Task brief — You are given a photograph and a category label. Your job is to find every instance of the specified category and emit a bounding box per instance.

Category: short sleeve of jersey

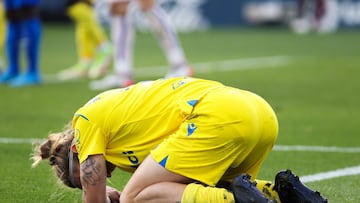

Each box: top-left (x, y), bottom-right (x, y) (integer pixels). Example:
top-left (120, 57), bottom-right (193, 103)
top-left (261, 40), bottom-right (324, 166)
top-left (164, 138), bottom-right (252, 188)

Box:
top-left (73, 114), bottom-right (106, 164)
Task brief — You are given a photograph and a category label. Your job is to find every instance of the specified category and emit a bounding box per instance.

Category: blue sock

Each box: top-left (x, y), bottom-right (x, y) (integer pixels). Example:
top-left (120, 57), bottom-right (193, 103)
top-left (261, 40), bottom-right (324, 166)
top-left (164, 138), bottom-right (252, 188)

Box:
top-left (5, 21), bottom-right (21, 75)
top-left (22, 17), bottom-right (42, 75)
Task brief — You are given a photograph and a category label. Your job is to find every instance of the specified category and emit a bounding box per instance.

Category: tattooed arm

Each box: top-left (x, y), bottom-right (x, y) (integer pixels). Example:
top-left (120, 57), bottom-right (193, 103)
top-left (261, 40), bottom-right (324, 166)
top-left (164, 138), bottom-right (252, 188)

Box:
top-left (80, 154), bottom-right (108, 203)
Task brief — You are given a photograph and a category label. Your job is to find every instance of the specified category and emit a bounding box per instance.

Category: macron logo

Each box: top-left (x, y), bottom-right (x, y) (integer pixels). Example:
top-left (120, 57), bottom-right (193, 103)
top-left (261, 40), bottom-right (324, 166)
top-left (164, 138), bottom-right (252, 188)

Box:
top-left (187, 123), bottom-right (197, 136)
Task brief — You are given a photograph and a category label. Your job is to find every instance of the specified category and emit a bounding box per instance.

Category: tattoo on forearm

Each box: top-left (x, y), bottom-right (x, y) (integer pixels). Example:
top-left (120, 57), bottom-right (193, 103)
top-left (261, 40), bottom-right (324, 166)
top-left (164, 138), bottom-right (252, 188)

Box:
top-left (81, 157), bottom-right (101, 186)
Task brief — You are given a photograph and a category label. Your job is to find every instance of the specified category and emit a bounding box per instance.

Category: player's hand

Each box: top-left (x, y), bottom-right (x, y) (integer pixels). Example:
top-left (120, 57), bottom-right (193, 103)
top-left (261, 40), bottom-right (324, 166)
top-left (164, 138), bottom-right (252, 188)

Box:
top-left (106, 186), bottom-right (121, 203)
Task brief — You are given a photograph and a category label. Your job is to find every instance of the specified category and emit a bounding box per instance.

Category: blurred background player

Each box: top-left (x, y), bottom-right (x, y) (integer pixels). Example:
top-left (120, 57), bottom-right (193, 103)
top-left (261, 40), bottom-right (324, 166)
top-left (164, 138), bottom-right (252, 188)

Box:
top-left (0, 1), bottom-right (6, 73)
top-left (58, 0), bottom-right (113, 81)
top-left (0, 0), bottom-right (42, 87)
top-left (89, 0), bottom-right (193, 90)
top-left (290, 0), bottom-right (338, 34)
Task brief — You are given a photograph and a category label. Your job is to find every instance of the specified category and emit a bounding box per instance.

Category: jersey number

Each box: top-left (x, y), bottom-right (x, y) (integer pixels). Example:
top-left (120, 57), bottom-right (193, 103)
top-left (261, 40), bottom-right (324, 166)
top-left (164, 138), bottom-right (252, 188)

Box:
top-left (122, 151), bottom-right (139, 165)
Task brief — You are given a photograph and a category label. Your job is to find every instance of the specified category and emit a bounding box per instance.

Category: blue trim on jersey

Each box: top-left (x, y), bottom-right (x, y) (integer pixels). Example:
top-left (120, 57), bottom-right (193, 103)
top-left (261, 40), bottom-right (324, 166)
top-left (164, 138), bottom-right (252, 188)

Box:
top-left (159, 155), bottom-right (169, 167)
top-left (187, 123), bottom-right (197, 136)
top-left (76, 114), bottom-right (89, 121)
top-left (187, 100), bottom-right (198, 107)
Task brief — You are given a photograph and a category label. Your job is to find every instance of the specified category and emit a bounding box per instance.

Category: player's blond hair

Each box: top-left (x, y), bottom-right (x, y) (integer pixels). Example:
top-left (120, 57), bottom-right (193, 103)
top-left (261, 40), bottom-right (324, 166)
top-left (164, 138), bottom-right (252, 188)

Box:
top-left (31, 125), bottom-right (76, 188)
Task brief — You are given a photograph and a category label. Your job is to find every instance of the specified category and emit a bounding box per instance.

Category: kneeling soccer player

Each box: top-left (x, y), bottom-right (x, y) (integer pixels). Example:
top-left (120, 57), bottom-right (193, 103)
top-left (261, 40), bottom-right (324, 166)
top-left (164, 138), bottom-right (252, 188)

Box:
top-left (32, 77), bottom-right (327, 203)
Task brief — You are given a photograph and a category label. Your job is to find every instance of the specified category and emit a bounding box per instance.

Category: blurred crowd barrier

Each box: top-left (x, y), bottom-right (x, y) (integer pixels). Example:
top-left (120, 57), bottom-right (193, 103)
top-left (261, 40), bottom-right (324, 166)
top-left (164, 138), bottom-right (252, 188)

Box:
top-left (40, 0), bottom-right (360, 32)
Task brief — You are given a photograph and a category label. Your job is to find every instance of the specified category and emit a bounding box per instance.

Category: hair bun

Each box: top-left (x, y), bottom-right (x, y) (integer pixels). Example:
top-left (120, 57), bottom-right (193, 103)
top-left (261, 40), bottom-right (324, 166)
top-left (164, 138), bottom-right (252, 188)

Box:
top-left (39, 140), bottom-right (53, 159)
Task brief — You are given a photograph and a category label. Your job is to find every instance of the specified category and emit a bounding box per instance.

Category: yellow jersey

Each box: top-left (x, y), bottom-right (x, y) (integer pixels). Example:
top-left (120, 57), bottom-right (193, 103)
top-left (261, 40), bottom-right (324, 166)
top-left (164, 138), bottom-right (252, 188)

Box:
top-left (72, 77), bottom-right (278, 186)
top-left (72, 77), bottom-right (224, 172)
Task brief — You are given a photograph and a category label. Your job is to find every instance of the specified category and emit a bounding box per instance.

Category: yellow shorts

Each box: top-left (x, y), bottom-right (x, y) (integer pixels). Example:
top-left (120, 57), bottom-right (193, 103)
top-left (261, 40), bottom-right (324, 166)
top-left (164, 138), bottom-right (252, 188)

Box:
top-left (151, 87), bottom-right (279, 186)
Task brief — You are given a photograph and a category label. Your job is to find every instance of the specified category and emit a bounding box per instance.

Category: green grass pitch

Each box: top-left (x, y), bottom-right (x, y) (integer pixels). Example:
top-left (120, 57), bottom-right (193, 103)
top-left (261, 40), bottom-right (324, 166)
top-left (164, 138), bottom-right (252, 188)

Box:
top-left (0, 23), bottom-right (359, 202)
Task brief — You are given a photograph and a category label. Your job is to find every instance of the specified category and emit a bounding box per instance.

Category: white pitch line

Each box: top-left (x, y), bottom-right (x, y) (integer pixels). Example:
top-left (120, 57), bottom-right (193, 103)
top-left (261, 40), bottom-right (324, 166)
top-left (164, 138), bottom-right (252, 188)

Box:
top-left (43, 55), bottom-right (291, 83)
top-left (300, 165), bottom-right (360, 183)
top-left (273, 145), bottom-right (360, 153)
top-left (134, 55), bottom-right (291, 77)
top-left (1, 138), bottom-right (360, 153)
top-left (0, 137), bottom-right (44, 144)
top-left (2, 137), bottom-right (358, 183)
